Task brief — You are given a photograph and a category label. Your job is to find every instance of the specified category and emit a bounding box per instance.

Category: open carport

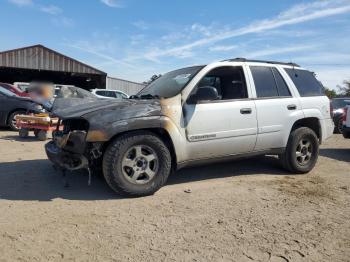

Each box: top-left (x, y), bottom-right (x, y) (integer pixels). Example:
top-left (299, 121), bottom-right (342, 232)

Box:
top-left (0, 45), bottom-right (107, 90)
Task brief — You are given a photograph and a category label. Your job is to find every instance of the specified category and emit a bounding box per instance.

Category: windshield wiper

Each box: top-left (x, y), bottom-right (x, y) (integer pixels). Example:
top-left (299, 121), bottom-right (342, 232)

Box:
top-left (129, 94), bottom-right (160, 100)
top-left (140, 94), bottom-right (160, 99)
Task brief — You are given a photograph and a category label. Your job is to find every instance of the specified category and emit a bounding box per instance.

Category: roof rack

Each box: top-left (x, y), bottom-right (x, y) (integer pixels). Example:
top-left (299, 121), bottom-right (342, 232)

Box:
top-left (222, 58), bottom-right (300, 67)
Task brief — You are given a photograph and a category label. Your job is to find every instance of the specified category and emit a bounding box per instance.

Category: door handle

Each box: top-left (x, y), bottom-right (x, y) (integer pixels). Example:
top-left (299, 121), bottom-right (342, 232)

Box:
top-left (287, 104), bottom-right (297, 110)
top-left (240, 108), bottom-right (252, 114)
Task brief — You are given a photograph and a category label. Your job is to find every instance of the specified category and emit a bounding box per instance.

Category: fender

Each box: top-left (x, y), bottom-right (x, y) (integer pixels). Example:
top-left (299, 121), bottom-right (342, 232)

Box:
top-left (86, 115), bottom-right (162, 142)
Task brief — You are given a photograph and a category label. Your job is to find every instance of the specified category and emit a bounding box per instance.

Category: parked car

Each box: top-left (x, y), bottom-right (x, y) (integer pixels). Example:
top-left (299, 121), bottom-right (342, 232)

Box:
top-left (0, 83), bottom-right (31, 97)
top-left (0, 86), bottom-right (47, 131)
top-left (342, 104), bottom-right (350, 139)
top-left (331, 97), bottom-right (350, 133)
top-left (91, 89), bottom-right (129, 99)
top-left (13, 82), bottom-right (30, 92)
top-left (45, 58), bottom-right (334, 196)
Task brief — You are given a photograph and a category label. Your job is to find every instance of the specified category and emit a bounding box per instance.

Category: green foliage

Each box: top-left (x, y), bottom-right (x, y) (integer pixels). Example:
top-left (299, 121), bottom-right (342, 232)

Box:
top-left (324, 87), bottom-right (337, 98)
top-left (338, 80), bottom-right (350, 97)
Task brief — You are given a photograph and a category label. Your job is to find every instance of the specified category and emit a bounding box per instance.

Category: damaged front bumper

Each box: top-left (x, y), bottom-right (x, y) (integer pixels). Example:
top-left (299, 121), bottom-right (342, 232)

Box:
top-left (45, 140), bottom-right (89, 171)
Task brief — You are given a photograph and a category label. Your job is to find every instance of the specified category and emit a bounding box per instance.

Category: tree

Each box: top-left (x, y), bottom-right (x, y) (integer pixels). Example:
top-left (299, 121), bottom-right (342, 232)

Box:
top-left (323, 87), bottom-right (337, 99)
top-left (338, 80), bottom-right (350, 97)
top-left (143, 74), bottom-right (162, 85)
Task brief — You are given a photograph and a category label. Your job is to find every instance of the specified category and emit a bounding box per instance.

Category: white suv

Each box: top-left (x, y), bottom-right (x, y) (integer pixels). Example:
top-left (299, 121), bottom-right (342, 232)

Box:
top-left (91, 89), bottom-right (128, 99)
top-left (46, 58), bottom-right (334, 196)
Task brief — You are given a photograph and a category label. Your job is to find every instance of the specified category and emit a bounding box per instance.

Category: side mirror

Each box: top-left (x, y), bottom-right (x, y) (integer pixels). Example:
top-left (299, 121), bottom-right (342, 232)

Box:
top-left (188, 86), bottom-right (218, 104)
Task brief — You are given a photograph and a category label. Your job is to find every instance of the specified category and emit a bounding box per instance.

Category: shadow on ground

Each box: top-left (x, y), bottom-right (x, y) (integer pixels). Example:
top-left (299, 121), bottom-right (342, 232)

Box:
top-left (0, 156), bottom-right (287, 201)
top-left (320, 148), bottom-right (350, 163)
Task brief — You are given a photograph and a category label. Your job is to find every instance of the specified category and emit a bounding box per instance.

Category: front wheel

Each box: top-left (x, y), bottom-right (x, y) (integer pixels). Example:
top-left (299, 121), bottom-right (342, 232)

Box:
top-left (8, 110), bottom-right (26, 131)
top-left (102, 131), bottom-right (172, 196)
top-left (279, 127), bottom-right (319, 174)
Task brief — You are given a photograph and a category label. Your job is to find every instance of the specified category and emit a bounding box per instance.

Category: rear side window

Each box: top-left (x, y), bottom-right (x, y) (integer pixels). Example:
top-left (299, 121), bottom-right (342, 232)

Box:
top-left (271, 68), bottom-right (291, 96)
top-left (285, 69), bottom-right (324, 97)
top-left (250, 66), bottom-right (291, 98)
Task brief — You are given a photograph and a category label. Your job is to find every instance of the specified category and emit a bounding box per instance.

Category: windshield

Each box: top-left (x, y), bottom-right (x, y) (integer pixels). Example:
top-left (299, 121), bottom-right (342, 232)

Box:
top-left (138, 66), bottom-right (204, 98)
top-left (0, 86), bottom-right (17, 97)
top-left (332, 98), bottom-right (350, 109)
top-left (55, 86), bottom-right (96, 99)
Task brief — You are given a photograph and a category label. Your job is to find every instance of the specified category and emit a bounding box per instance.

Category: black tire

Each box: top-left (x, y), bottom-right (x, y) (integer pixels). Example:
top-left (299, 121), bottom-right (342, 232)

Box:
top-left (8, 110), bottom-right (26, 131)
top-left (335, 118), bottom-right (344, 134)
top-left (343, 131), bottom-right (350, 139)
top-left (279, 127), bottom-right (319, 174)
top-left (19, 128), bottom-right (29, 138)
top-left (34, 129), bottom-right (40, 137)
top-left (37, 130), bottom-right (48, 141)
top-left (102, 131), bottom-right (172, 197)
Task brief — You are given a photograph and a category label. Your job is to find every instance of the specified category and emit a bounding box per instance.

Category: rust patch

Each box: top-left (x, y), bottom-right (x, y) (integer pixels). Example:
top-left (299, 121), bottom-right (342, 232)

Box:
top-left (86, 130), bottom-right (109, 142)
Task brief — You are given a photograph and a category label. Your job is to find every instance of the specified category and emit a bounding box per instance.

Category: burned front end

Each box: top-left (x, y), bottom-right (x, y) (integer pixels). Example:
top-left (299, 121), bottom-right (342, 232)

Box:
top-left (45, 118), bottom-right (102, 173)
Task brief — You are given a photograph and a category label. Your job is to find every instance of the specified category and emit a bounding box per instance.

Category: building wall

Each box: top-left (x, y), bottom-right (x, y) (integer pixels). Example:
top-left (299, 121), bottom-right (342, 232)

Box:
top-left (106, 77), bottom-right (145, 95)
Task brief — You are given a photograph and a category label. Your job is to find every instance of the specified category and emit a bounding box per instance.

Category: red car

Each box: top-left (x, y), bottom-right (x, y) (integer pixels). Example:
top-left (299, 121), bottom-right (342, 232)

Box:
top-left (0, 83), bottom-right (31, 97)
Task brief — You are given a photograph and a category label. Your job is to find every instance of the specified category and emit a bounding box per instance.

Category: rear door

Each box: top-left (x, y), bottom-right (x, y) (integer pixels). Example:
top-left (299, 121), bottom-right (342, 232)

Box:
top-left (248, 65), bottom-right (303, 150)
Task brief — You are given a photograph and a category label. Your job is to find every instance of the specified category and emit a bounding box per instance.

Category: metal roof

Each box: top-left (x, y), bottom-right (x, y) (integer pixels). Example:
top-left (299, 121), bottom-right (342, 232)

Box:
top-left (222, 58), bottom-right (300, 67)
top-left (0, 45), bottom-right (106, 75)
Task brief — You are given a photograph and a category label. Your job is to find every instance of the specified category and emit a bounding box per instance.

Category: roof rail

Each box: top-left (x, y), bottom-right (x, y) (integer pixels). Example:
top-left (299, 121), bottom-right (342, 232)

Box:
top-left (222, 58), bottom-right (300, 67)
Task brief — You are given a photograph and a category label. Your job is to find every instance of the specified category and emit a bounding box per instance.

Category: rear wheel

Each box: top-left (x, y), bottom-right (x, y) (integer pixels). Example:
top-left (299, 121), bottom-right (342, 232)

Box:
top-left (279, 127), bottom-right (319, 174)
top-left (103, 131), bottom-right (172, 196)
top-left (36, 130), bottom-right (48, 141)
top-left (336, 118), bottom-right (344, 134)
top-left (8, 110), bottom-right (26, 131)
top-left (19, 128), bottom-right (29, 138)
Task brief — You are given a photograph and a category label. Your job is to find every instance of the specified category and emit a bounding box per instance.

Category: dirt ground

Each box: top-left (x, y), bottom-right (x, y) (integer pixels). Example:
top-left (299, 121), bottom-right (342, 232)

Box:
top-left (0, 129), bottom-right (349, 262)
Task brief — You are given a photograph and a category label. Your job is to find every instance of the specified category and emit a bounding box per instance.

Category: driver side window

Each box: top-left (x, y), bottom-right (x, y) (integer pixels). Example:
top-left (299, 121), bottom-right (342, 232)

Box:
top-left (195, 66), bottom-right (248, 101)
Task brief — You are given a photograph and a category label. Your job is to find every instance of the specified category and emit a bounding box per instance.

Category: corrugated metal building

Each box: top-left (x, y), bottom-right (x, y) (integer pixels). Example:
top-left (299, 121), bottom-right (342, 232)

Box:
top-left (0, 45), bottom-right (107, 90)
top-left (107, 76), bottom-right (145, 95)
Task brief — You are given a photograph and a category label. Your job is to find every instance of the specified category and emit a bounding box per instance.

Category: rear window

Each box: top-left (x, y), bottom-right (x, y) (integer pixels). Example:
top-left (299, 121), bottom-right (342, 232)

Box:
top-left (285, 69), bottom-right (324, 97)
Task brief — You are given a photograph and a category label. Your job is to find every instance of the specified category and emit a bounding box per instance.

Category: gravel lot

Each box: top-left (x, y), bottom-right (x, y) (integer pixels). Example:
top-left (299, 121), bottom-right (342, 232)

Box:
top-left (0, 129), bottom-right (349, 262)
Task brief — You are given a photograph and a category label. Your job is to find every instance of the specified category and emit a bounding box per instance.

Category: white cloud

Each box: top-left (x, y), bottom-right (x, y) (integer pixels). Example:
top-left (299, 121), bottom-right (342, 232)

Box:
top-left (65, 41), bottom-right (136, 69)
top-left (142, 0), bottom-right (350, 60)
top-left (51, 17), bottom-right (74, 28)
top-left (315, 68), bottom-right (350, 90)
top-left (7, 0), bottom-right (32, 7)
top-left (100, 0), bottom-right (123, 8)
top-left (245, 45), bottom-right (316, 59)
top-left (209, 45), bottom-right (238, 52)
top-left (132, 21), bottom-right (149, 30)
top-left (191, 23), bottom-right (213, 37)
top-left (40, 5), bottom-right (62, 15)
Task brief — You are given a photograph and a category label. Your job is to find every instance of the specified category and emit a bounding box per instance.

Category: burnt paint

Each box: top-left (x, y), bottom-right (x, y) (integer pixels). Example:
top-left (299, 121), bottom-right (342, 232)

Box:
top-left (53, 98), bottom-right (164, 142)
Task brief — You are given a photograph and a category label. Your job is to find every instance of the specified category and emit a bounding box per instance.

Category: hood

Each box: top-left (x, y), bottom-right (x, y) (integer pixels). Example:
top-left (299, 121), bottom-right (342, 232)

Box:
top-left (52, 98), bottom-right (161, 120)
top-left (13, 95), bottom-right (51, 109)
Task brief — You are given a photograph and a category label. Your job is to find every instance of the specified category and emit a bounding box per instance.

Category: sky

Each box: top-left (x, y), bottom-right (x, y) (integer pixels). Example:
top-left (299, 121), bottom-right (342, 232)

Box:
top-left (1, 0), bottom-right (350, 90)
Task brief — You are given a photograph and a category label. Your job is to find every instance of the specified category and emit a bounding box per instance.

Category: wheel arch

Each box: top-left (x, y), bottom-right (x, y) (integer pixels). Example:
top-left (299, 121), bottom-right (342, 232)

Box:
top-left (6, 108), bottom-right (27, 125)
top-left (290, 117), bottom-right (322, 143)
top-left (101, 127), bottom-right (178, 170)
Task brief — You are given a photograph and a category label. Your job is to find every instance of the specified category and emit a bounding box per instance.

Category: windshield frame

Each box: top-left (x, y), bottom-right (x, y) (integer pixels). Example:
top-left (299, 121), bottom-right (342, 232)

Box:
top-left (137, 65), bottom-right (205, 99)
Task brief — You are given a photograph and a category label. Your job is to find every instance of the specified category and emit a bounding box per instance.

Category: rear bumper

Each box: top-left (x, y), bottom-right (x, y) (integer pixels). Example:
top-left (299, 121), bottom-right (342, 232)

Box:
top-left (321, 118), bottom-right (334, 142)
top-left (45, 141), bottom-right (88, 170)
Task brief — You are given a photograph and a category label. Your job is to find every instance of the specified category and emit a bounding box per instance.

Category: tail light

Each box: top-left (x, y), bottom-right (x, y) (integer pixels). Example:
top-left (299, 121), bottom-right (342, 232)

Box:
top-left (330, 101), bottom-right (333, 118)
top-left (342, 107), bottom-right (348, 123)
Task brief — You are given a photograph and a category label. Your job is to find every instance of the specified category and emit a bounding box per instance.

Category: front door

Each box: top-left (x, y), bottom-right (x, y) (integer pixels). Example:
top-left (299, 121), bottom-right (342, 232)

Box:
top-left (183, 66), bottom-right (258, 160)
